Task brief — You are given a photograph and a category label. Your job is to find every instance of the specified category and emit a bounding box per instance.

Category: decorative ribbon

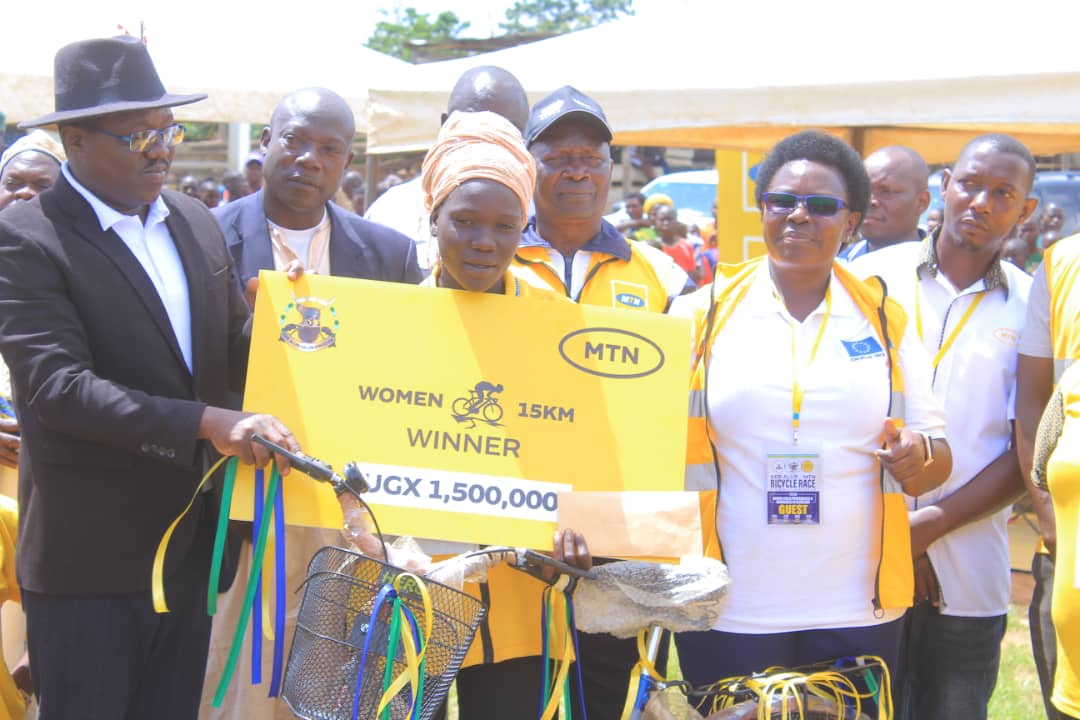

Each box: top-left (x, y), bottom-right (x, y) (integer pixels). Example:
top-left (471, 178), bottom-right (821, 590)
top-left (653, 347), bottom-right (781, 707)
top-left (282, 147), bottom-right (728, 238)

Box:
top-left (211, 463), bottom-right (282, 707)
top-left (376, 574), bottom-right (433, 719)
top-left (619, 629), bottom-right (664, 720)
top-left (349, 573), bottom-right (433, 720)
top-left (352, 584), bottom-right (398, 720)
top-left (269, 477), bottom-right (287, 696)
top-left (703, 654), bottom-right (893, 719)
top-left (207, 458), bottom-right (238, 616)
top-left (539, 585), bottom-right (576, 720)
top-left (252, 468), bottom-right (264, 685)
top-left (152, 454), bottom-right (228, 613)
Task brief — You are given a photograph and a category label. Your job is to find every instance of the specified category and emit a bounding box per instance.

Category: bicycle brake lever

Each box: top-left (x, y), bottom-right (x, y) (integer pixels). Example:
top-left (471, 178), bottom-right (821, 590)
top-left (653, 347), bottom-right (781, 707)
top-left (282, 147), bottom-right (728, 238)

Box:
top-left (251, 434), bottom-right (363, 495)
top-left (341, 462), bottom-right (371, 495)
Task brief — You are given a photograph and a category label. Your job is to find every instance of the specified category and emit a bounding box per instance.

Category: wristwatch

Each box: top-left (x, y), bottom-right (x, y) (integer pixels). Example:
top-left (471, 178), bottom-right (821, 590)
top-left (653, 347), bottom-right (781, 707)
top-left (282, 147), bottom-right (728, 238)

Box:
top-left (919, 432), bottom-right (935, 467)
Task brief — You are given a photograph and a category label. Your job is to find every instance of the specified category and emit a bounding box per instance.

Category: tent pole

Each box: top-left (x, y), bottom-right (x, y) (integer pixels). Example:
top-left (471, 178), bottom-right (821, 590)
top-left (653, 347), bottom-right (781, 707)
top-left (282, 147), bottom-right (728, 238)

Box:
top-left (227, 123), bottom-right (251, 172)
top-left (365, 155), bottom-right (378, 215)
top-left (850, 128), bottom-right (867, 157)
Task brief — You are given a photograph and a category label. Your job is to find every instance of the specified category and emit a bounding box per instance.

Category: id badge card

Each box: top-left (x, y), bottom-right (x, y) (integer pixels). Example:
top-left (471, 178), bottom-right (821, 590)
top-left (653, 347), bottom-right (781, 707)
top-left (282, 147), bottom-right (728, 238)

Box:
top-left (766, 448), bottom-right (821, 525)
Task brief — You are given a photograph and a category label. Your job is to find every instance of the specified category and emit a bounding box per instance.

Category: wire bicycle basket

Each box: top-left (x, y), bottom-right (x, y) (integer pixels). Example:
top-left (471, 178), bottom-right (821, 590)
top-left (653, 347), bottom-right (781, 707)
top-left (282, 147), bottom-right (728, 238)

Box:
top-left (282, 546), bottom-right (488, 720)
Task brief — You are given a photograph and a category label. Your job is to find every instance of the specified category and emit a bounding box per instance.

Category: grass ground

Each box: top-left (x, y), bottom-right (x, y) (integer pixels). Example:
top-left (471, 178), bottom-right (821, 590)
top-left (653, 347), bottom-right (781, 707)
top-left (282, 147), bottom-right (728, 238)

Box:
top-left (990, 573), bottom-right (1046, 720)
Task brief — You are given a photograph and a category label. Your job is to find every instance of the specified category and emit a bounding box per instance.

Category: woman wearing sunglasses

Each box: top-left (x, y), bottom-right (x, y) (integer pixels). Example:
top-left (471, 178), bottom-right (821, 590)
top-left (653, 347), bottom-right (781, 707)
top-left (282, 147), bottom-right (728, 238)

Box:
top-left (672, 130), bottom-right (952, 696)
top-left (416, 110), bottom-right (593, 720)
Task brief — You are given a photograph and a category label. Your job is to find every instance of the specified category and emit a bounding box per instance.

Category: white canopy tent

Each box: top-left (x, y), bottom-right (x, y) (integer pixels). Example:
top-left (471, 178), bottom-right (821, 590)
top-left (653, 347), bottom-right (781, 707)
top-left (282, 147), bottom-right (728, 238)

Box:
top-left (365, 0), bottom-right (1080, 163)
top-left (0, 5), bottom-right (412, 127)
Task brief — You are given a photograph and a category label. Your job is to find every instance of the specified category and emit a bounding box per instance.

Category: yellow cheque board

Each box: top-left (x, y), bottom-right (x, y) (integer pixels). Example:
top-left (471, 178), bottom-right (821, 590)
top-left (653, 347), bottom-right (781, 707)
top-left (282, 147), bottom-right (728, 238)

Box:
top-left (232, 271), bottom-right (690, 549)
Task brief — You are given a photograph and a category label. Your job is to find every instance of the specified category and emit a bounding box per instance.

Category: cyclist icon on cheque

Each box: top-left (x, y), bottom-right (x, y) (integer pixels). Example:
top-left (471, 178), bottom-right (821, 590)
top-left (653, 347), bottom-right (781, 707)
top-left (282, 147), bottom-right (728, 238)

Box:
top-left (451, 381), bottom-right (504, 428)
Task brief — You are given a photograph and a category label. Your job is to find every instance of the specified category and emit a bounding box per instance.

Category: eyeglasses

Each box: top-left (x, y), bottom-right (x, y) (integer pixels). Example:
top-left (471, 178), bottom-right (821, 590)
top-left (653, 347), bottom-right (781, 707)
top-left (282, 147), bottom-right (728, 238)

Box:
top-left (540, 153), bottom-right (610, 170)
top-left (84, 123), bottom-right (185, 153)
top-left (761, 192), bottom-right (847, 217)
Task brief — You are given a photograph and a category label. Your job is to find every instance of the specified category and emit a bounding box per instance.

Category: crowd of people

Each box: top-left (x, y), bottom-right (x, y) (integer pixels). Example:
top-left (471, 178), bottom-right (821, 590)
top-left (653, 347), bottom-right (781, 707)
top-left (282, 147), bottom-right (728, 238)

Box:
top-left (1, 32), bottom-right (1079, 720)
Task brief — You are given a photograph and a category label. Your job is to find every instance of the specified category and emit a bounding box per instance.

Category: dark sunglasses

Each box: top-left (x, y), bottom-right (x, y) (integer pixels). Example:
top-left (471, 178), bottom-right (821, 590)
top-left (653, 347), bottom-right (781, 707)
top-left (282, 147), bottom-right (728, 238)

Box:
top-left (761, 192), bottom-right (847, 217)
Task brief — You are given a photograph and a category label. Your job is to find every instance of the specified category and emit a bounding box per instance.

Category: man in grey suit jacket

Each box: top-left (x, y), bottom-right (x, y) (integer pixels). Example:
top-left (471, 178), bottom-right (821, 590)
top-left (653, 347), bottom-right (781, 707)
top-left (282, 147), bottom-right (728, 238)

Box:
top-left (201, 88), bottom-right (420, 719)
top-left (0, 37), bottom-right (300, 720)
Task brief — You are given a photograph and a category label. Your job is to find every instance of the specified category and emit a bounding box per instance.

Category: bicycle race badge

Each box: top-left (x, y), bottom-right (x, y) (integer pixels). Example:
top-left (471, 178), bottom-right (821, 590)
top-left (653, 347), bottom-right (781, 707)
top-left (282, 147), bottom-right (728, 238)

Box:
top-left (451, 381), bottom-right (505, 429)
top-left (278, 296), bottom-right (339, 352)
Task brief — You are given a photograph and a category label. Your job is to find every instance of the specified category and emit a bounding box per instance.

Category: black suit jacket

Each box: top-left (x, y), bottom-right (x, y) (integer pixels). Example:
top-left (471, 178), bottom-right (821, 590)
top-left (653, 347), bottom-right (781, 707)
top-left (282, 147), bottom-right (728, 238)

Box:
top-left (0, 174), bottom-right (251, 595)
top-left (213, 191), bottom-right (422, 286)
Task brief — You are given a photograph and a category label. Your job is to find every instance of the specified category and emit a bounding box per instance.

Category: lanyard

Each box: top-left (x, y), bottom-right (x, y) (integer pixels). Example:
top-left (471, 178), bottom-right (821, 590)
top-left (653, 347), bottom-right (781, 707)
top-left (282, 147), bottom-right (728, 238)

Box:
top-left (915, 279), bottom-right (986, 370)
top-left (783, 287), bottom-right (832, 444)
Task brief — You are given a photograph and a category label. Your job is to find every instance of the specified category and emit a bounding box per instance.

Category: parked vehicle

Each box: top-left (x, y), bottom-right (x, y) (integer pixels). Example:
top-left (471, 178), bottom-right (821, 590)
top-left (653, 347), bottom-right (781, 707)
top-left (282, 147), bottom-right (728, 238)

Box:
top-left (639, 170), bottom-right (718, 231)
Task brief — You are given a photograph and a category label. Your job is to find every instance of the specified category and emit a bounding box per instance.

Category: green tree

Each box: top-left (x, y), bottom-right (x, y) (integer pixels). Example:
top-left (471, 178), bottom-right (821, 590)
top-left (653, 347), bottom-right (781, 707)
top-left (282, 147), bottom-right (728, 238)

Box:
top-left (499, 0), bottom-right (633, 34)
top-left (366, 8), bottom-right (471, 62)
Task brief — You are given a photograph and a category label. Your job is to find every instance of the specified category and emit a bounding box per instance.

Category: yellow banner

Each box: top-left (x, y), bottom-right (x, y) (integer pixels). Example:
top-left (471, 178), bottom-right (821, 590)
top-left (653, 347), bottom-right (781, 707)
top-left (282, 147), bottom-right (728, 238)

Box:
top-left (233, 272), bottom-right (691, 549)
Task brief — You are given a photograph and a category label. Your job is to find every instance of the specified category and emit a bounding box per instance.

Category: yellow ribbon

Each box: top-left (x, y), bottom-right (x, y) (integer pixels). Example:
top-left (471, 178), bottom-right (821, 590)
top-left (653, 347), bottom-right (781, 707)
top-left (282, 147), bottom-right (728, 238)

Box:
top-left (152, 455), bottom-right (228, 613)
top-left (539, 588), bottom-right (575, 720)
top-left (703, 655), bottom-right (893, 720)
top-left (619, 629), bottom-right (667, 720)
top-left (915, 280), bottom-right (986, 371)
top-left (376, 572), bottom-right (434, 718)
top-left (262, 530), bottom-right (276, 641)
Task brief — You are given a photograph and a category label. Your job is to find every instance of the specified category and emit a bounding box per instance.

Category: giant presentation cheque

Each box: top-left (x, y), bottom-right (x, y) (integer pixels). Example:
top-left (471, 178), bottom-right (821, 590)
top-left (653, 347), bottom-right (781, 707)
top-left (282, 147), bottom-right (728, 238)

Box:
top-left (232, 271), bottom-right (691, 548)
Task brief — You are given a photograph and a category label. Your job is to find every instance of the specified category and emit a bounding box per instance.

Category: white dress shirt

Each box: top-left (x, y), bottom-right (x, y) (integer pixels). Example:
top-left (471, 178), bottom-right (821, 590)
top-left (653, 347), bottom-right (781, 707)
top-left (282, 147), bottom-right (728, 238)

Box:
top-left (62, 164), bottom-right (192, 372)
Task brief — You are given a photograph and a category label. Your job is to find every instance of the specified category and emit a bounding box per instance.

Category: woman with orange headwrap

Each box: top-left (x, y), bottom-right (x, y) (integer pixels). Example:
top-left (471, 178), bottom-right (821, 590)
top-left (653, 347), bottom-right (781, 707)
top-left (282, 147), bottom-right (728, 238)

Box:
top-left (419, 110), bottom-right (592, 720)
top-left (422, 110), bottom-right (536, 295)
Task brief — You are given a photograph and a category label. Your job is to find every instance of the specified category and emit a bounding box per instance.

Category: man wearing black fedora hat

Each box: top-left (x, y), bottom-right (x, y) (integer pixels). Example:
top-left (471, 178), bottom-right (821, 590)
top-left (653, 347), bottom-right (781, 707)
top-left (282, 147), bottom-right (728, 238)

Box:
top-left (0, 36), bottom-right (301, 719)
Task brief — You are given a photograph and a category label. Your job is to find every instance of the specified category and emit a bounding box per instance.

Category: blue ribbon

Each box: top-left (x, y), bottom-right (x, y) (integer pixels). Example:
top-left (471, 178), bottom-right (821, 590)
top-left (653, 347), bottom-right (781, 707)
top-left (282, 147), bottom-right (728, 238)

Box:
top-left (567, 595), bottom-right (588, 720)
top-left (252, 468), bottom-right (264, 685)
top-left (539, 589), bottom-right (551, 719)
top-left (269, 468), bottom-right (287, 697)
top-left (352, 584), bottom-right (398, 720)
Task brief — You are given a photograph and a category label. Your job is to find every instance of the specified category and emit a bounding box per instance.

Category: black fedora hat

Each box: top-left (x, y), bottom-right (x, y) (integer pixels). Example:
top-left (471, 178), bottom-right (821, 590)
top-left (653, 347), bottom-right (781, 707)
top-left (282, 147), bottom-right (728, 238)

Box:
top-left (19, 36), bottom-right (207, 128)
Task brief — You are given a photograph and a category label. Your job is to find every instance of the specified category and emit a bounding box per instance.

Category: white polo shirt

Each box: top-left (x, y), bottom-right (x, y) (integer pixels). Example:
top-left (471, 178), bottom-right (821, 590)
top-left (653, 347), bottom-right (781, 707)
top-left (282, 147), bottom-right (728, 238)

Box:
top-left (363, 177), bottom-right (433, 271)
top-left (63, 164), bottom-right (192, 372)
top-left (671, 264), bottom-right (945, 633)
top-left (1019, 261), bottom-right (1053, 359)
top-left (852, 238), bottom-right (1030, 617)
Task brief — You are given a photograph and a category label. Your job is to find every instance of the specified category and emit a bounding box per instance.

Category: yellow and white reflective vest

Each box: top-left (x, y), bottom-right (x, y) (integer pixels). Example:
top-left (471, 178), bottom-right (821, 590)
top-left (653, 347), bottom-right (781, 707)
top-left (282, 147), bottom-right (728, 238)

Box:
top-left (681, 257), bottom-right (915, 611)
top-left (512, 219), bottom-right (688, 312)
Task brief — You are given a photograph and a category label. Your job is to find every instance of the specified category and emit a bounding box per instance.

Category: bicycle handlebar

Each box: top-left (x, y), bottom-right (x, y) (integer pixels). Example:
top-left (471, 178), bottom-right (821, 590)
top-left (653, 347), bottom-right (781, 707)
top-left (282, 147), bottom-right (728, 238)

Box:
top-left (251, 434), bottom-right (370, 496)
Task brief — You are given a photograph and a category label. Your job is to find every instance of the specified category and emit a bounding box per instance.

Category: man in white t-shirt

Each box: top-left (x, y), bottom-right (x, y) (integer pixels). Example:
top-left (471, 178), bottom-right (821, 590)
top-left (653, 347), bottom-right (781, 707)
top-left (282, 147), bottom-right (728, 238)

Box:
top-left (364, 66), bottom-right (531, 272)
top-left (852, 133), bottom-right (1039, 720)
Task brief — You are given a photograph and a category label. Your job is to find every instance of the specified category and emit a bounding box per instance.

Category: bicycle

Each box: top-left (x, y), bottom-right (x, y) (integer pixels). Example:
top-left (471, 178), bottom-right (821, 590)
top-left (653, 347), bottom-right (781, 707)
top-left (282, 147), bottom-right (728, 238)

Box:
top-left (246, 437), bottom-right (888, 720)
top-left (245, 437), bottom-right (597, 720)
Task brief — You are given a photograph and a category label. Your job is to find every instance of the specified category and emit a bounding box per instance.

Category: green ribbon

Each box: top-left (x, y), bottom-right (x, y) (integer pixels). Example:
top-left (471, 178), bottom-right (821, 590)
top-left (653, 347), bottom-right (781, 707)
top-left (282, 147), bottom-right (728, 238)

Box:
top-left (211, 463), bottom-right (282, 707)
top-left (379, 597), bottom-right (406, 720)
top-left (207, 457), bottom-right (238, 616)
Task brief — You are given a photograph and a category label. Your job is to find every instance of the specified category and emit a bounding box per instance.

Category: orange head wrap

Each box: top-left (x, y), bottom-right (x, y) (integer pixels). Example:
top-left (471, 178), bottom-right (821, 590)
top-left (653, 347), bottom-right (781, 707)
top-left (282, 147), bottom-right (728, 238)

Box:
top-left (421, 110), bottom-right (536, 226)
